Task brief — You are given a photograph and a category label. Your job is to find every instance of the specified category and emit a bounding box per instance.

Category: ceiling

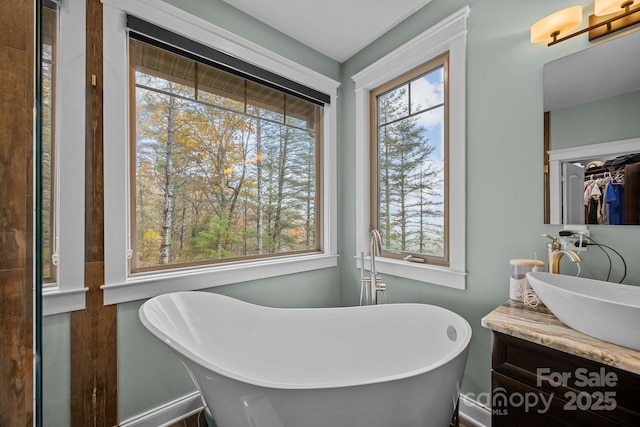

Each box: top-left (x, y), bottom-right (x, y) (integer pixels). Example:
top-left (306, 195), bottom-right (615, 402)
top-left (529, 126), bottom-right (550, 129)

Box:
top-left (221, 0), bottom-right (433, 63)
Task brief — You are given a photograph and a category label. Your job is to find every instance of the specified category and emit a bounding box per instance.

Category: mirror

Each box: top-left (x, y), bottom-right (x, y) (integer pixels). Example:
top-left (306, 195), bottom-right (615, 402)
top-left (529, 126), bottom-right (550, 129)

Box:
top-left (544, 29), bottom-right (640, 225)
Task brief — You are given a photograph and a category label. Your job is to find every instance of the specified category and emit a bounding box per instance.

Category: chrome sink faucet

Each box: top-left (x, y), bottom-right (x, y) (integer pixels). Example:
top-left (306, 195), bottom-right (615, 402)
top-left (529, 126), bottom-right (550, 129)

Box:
top-left (360, 229), bottom-right (386, 305)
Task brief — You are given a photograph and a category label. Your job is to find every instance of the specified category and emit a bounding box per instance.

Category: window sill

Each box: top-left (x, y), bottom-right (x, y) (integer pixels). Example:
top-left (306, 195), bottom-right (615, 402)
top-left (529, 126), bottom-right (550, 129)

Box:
top-left (102, 253), bottom-right (339, 305)
top-left (355, 255), bottom-right (466, 290)
top-left (43, 286), bottom-right (88, 316)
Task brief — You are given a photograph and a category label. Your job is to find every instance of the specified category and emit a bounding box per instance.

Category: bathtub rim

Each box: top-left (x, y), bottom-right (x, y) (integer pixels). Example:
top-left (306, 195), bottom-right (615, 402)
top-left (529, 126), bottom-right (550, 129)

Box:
top-left (139, 292), bottom-right (472, 390)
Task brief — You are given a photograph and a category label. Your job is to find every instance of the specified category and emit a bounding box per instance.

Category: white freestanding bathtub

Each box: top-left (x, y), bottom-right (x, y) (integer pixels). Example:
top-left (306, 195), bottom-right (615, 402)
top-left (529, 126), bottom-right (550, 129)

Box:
top-left (139, 292), bottom-right (471, 427)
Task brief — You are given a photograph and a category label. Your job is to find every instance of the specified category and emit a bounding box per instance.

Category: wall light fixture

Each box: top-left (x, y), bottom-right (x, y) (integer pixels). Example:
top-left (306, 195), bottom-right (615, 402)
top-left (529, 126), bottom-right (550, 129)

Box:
top-left (531, 0), bottom-right (640, 46)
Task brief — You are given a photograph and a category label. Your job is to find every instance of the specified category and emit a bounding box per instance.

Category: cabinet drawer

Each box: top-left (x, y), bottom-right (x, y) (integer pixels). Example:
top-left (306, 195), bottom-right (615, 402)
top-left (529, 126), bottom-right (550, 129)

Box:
top-left (492, 332), bottom-right (640, 426)
top-left (492, 371), bottom-right (622, 427)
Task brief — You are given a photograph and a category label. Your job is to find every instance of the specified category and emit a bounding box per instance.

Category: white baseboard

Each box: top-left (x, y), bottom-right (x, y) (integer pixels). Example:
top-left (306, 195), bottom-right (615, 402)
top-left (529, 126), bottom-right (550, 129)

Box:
top-left (119, 390), bottom-right (491, 427)
top-left (459, 394), bottom-right (491, 427)
top-left (119, 392), bottom-right (204, 427)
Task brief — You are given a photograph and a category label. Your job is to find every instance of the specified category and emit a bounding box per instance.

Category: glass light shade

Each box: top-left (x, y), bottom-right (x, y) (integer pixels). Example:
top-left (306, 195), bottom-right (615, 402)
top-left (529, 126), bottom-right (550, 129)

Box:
top-left (531, 6), bottom-right (583, 43)
top-left (594, 0), bottom-right (637, 16)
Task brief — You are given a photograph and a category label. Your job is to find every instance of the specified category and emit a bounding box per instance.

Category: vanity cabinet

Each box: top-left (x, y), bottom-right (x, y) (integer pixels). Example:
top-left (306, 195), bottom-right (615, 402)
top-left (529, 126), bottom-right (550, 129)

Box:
top-left (491, 332), bottom-right (640, 426)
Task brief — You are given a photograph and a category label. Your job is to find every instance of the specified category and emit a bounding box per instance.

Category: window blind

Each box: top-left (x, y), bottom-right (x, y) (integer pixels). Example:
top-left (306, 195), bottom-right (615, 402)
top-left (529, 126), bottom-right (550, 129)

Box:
top-left (126, 15), bottom-right (330, 106)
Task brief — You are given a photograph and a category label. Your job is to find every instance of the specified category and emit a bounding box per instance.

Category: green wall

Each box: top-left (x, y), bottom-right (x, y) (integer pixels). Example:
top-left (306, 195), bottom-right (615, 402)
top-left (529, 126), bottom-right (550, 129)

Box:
top-left (43, 314), bottom-right (70, 427)
top-left (43, 0), bottom-right (640, 424)
top-left (550, 89), bottom-right (640, 149)
top-left (338, 0), bottom-right (640, 401)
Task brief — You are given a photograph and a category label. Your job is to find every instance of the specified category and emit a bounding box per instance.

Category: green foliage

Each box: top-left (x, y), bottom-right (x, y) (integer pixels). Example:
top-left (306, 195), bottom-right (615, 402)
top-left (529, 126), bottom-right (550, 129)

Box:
top-left (191, 213), bottom-right (239, 260)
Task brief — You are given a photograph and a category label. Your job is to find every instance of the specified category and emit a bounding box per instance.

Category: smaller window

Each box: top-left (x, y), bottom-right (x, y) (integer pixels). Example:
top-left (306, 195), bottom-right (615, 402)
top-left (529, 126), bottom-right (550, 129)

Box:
top-left (370, 55), bottom-right (449, 266)
top-left (352, 6), bottom-right (468, 289)
top-left (41, 0), bottom-right (88, 315)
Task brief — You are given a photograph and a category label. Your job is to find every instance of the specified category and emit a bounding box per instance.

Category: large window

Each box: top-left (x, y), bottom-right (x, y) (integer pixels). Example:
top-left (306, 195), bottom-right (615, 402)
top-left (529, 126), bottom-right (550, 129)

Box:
top-left (352, 7), bottom-right (468, 289)
top-left (102, 1), bottom-right (338, 303)
top-left (370, 56), bottom-right (448, 265)
top-left (130, 40), bottom-right (322, 271)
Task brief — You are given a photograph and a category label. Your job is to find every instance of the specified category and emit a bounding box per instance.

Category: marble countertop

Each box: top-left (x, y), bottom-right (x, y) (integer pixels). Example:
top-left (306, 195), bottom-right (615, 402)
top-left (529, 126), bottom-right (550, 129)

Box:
top-left (481, 300), bottom-right (640, 376)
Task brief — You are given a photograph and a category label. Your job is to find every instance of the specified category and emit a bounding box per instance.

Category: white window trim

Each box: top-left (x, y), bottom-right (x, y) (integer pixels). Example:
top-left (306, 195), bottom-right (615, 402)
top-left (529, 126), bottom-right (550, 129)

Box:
top-left (351, 6), bottom-right (469, 290)
top-left (43, 0), bottom-right (88, 316)
top-left (102, 0), bottom-right (340, 305)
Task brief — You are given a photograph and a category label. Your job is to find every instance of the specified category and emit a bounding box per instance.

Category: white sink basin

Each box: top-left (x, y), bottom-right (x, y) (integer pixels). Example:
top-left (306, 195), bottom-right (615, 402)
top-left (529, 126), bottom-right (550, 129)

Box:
top-left (526, 272), bottom-right (640, 351)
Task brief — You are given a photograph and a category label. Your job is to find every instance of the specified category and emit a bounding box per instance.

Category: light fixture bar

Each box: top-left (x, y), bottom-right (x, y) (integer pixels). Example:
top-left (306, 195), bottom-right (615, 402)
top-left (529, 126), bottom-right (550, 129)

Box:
top-left (589, 1), bottom-right (640, 39)
top-left (548, 3), bottom-right (640, 46)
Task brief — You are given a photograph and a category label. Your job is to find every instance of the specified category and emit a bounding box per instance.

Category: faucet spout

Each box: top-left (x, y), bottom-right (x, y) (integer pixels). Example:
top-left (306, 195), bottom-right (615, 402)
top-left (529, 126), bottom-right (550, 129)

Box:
top-left (367, 229), bottom-right (386, 304)
top-left (370, 229), bottom-right (382, 274)
top-left (550, 249), bottom-right (582, 275)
